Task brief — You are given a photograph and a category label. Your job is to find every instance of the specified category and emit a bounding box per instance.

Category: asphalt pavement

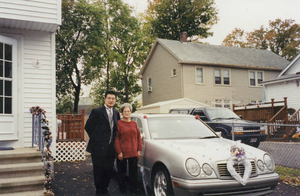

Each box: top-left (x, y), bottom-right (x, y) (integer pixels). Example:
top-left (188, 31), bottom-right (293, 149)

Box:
top-left (52, 155), bottom-right (300, 196)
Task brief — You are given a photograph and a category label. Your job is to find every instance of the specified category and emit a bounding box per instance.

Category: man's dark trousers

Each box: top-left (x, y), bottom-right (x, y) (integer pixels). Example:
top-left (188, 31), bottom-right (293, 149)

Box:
top-left (91, 143), bottom-right (115, 195)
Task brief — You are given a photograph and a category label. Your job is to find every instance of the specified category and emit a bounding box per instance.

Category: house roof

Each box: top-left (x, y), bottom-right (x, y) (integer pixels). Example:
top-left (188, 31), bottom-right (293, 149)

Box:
top-left (261, 73), bottom-right (300, 85)
top-left (137, 98), bottom-right (210, 110)
top-left (277, 52), bottom-right (300, 77)
top-left (141, 39), bottom-right (289, 75)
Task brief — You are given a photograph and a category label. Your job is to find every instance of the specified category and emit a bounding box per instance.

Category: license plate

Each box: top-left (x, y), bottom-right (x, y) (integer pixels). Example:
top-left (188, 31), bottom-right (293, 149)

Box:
top-left (251, 138), bottom-right (257, 142)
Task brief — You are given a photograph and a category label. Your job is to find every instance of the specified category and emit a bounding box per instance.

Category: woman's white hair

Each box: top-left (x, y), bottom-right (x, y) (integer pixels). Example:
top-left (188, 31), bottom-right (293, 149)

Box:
top-left (120, 103), bottom-right (132, 113)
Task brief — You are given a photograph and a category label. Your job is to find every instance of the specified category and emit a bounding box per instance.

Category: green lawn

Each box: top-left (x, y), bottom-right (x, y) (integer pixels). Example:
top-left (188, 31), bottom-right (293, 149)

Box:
top-left (275, 165), bottom-right (300, 186)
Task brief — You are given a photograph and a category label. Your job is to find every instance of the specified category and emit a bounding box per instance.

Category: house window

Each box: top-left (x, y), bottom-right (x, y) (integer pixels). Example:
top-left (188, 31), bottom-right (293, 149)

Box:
top-left (147, 77), bottom-right (152, 92)
top-left (214, 69), bottom-right (230, 85)
top-left (172, 68), bottom-right (176, 77)
top-left (195, 67), bottom-right (203, 84)
top-left (214, 70), bottom-right (221, 84)
top-left (0, 43), bottom-right (13, 114)
top-left (215, 99), bottom-right (231, 109)
top-left (215, 100), bottom-right (222, 107)
top-left (249, 71), bottom-right (263, 86)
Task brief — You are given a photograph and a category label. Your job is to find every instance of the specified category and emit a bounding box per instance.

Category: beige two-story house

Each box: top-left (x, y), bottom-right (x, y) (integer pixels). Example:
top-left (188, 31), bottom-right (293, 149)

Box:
top-left (140, 37), bottom-right (289, 109)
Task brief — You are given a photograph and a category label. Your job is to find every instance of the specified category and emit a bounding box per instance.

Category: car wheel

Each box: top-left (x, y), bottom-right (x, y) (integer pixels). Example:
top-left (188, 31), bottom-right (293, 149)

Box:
top-left (153, 166), bottom-right (173, 196)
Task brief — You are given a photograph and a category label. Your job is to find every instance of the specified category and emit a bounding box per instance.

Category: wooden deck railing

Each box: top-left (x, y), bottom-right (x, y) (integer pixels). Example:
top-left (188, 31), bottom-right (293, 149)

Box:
top-left (233, 97), bottom-right (287, 123)
top-left (267, 106), bottom-right (287, 136)
top-left (57, 109), bottom-right (85, 141)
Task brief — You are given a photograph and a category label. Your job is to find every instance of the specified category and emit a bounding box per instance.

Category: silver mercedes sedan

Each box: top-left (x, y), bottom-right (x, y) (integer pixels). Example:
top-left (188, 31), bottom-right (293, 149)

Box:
top-left (131, 113), bottom-right (279, 196)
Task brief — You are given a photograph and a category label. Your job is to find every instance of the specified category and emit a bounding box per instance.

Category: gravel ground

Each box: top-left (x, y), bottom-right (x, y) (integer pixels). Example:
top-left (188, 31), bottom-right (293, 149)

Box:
top-left (52, 155), bottom-right (300, 196)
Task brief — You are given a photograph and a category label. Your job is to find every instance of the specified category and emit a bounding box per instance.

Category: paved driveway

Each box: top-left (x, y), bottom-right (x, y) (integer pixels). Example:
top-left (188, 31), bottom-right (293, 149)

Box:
top-left (53, 155), bottom-right (300, 196)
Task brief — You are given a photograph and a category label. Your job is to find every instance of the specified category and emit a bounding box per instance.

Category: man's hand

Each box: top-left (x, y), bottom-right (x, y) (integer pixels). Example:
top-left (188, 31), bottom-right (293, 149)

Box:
top-left (137, 151), bottom-right (141, 159)
top-left (118, 152), bottom-right (123, 160)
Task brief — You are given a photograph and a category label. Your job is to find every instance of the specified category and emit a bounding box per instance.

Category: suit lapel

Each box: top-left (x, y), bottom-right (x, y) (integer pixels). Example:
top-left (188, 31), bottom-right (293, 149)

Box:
top-left (102, 106), bottom-right (109, 123)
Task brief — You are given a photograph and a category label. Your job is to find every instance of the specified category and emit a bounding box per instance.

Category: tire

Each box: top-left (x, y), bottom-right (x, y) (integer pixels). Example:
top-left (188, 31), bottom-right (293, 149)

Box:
top-left (153, 166), bottom-right (174, 196)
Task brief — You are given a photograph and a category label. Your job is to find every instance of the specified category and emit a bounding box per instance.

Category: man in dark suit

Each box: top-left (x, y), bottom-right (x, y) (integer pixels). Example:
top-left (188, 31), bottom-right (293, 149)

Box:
top-left (85, 91), bottom-right (120, 195)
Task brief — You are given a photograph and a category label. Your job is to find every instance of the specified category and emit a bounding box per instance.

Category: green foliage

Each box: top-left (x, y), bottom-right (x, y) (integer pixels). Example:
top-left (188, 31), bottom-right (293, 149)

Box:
top-left (56, 96), bottom-right (74, 114)
top-left (56, 0), bottom-right (105, 113)
top-left (90, 0), bottom-right (151, 108)
top-left (145, 0), bottom-right (218, 40)
top-left (222, 19), bottom-right (300, 61)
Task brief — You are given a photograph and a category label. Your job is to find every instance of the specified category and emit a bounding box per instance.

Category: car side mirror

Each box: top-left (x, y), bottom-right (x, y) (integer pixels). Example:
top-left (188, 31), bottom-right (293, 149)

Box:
top-left (238, 115), bottom-right (243, 119)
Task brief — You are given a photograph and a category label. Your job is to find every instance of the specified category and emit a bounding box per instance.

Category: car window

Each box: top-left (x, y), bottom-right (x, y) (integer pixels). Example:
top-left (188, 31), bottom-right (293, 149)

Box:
top-left (170, 109), bottom-right (189, 114)
top-left (132, 117), bottom-right (143, 134)
top-left (147, 117), bottom-right (216, 139)
top-left (206, 108), bottom-right (240, 120)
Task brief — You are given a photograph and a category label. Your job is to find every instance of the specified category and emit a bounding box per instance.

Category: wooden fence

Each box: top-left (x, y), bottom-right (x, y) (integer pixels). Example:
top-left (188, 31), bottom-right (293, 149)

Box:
top-left (233, 98), bottom-right (288, 123)
top-left (57, 109), bottom-right (85, 141)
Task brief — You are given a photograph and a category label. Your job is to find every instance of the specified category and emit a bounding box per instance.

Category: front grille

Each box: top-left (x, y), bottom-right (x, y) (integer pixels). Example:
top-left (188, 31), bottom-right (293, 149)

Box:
top-left (217, 161), bottom-right (256, 178)
top-left (243, 126), bottom-right (260, 131)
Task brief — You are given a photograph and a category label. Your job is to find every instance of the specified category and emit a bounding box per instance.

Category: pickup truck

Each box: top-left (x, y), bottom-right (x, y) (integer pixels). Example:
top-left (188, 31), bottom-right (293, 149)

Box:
top-left (169, 107), bottom-right (267, 147)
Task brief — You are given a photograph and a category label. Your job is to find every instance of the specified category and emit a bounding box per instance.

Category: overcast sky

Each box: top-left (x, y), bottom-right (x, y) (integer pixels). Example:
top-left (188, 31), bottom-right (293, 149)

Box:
top-left (123, 0), bottom-right (300, 45)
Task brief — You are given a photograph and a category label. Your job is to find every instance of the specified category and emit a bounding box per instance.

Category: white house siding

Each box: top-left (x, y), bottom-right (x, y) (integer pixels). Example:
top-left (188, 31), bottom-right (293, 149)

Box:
top-left (0, 28), bottom-right (56, 149)
top-left (265, 82), bottom-right (300, 110)
top-left (0, 0), bottom-right (61, 25)
top-left (285, 58), bottom-right (300, 75)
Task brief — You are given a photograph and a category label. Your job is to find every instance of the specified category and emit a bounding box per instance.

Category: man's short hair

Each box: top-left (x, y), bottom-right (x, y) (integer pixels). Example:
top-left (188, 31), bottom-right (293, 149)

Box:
top-left (105, 91), bottom-right (117, 98)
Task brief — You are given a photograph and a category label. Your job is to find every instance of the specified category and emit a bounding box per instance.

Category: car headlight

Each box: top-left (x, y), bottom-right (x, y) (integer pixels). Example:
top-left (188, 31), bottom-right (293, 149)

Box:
top-left (264, 154), bottom-right (275, 171)
top-left (233, 127), bottom-right (243, 132)
top-left (257, 160), bottom-right (265, 171)
top-left (202, 163), bottom-right (213, 176)
top-left (260, 126), bottom-right (266, 133)
top-left (186, 158), bottom-right (201, 177)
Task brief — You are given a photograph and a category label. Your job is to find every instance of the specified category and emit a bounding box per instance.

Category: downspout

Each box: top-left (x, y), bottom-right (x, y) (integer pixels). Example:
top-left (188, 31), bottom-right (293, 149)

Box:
top-left (180, 62), bottom-right (184, 98)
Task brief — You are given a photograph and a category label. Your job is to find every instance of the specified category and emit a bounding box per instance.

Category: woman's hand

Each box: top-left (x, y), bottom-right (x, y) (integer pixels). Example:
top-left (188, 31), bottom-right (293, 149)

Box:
top-left (137, 151), bottom-right (141, 159)
top-left (118, 152), bottom-right (123, 161)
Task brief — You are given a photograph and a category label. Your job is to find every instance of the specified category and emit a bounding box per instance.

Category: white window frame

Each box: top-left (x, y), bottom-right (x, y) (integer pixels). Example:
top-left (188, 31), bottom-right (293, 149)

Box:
top-left (214, 68), bottom-right (231, 86)
top-left (214, 99), bottom-right (231, 109)
top-left (0, 35), bottom-right (18, 141)
top-left (249, 70), bottom-right (264, 87)
top-left (195, 66), bottom-right (204, 84)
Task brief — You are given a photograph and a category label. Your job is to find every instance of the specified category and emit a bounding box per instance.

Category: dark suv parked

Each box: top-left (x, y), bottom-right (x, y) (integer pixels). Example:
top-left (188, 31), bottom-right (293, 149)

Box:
top-left (169, 107), bottom-right (267, 147)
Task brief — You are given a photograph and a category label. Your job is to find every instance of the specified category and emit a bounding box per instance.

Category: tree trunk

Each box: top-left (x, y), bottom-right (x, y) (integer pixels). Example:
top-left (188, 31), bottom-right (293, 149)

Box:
top-left (73, 86), bottom-right (80, 114)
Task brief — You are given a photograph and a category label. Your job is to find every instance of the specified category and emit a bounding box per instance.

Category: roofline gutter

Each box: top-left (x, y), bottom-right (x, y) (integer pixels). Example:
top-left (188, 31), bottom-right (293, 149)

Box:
top-left (179, 61), bottom-right (283, 71)
top-left (261, 75), bottom-right (300, 85)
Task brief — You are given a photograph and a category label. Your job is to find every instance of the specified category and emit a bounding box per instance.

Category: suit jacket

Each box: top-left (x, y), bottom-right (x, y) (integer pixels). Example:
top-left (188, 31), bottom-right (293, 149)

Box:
top-left (85, 106), bottom-right (120, 157)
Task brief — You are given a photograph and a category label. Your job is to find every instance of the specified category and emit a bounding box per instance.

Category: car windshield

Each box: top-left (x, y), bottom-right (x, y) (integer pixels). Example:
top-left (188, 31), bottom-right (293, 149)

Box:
top-left (205, 108), bottom-right (240, 120)
top-left (147, 117), bottom-right (217, 139)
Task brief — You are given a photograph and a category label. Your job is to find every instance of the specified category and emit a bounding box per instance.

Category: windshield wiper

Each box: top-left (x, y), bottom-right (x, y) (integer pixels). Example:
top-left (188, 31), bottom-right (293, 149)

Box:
top-left (211, 117), bottom-right (224, 120)
top-left (200, 136), bottom-right (218, 139)
top-left (226, 117), bottom-right (239, 119)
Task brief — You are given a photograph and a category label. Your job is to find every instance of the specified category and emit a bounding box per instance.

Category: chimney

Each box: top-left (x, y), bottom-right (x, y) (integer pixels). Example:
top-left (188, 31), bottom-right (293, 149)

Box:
top-left (180, 31), bottom-right (187, 42)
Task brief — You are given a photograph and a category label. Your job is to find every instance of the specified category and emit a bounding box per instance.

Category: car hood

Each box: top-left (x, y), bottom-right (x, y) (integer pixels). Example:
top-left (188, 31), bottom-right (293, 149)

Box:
top-left (153, 138), bottom-right (265, 162)
top-left (210, 118), bottom-right (257, 124)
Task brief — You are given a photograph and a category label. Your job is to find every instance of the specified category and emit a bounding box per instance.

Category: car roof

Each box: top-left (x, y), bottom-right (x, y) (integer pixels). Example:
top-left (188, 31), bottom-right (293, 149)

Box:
top-left (131, 113), bottom-right (193, 119)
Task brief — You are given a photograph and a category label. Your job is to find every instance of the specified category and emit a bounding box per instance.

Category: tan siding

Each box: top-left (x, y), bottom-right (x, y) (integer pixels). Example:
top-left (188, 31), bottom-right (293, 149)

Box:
top-left (142, 44), bottom-right (182, 105)
top-left (183, 65), bottom-right (281, 106)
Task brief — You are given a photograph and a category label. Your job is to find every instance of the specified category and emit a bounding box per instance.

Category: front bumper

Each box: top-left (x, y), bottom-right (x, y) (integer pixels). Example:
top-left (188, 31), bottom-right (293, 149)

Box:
top-left (171, 173), bottom-right (279, 196)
